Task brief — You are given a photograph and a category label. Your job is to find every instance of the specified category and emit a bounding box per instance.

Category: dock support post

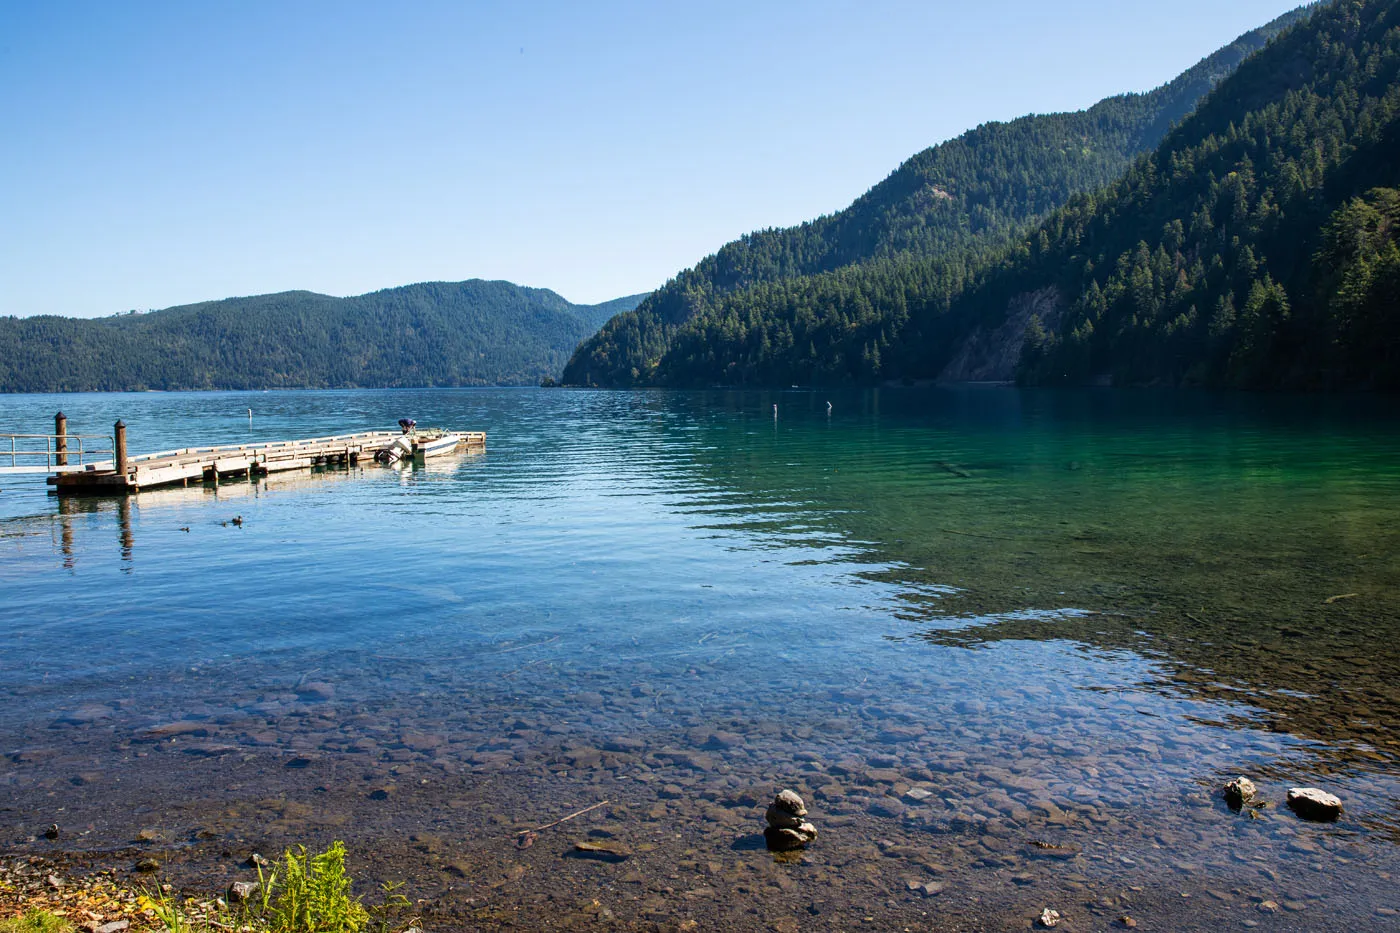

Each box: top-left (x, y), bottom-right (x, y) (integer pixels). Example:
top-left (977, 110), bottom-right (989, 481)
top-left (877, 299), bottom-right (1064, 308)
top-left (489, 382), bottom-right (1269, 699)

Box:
top-left (55, 412), bottom-right (68, 467)
top-left (114, 420), bottom-right (128, 475)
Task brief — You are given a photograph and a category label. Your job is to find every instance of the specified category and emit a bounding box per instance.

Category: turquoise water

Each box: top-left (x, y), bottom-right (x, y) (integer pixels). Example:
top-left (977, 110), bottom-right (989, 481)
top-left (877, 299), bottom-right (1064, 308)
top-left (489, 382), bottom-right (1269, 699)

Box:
top-left (2, 388), bottom-right (1398, 930)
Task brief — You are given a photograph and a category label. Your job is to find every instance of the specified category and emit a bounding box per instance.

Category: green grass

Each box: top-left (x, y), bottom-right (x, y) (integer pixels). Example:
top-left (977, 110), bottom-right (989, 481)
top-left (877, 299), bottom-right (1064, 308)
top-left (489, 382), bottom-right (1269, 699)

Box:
top-left (0, 911), bottom-right (74, 933)
top-left (140, 890), bottom-right (194, 933)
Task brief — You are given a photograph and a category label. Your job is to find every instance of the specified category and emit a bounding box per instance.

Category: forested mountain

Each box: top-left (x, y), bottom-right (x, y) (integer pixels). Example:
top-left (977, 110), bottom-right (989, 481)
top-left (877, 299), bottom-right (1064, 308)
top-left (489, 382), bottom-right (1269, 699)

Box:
top-left (0, 282), bottom-right (645, 392)
top-left (568, 0), bottom-right (1400, 391)
top-left (1004, 0), bottom-right (1400, 389)
top-left (562, 6), bottom-right (1314, 387)
top-left (568, 293), bottom-right (651, 333)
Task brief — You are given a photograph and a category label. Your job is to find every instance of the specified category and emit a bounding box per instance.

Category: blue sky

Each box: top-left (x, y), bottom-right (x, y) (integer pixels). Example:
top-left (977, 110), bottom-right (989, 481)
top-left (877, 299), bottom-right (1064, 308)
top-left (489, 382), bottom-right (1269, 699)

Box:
top-left (1, 0), bottom-right (1304, 318)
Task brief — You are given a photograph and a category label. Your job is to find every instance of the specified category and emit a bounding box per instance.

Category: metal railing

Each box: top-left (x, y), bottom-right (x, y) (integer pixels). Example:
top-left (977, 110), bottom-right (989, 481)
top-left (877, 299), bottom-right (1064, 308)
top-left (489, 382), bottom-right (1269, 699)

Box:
top-left (1, 433), bottom-right (115, 474)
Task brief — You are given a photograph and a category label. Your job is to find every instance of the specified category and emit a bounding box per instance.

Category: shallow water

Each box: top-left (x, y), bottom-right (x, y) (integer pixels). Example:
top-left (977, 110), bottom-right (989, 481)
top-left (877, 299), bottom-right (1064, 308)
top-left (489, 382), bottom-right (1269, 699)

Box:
top-left (2, 388), bottom-right (1398, 930)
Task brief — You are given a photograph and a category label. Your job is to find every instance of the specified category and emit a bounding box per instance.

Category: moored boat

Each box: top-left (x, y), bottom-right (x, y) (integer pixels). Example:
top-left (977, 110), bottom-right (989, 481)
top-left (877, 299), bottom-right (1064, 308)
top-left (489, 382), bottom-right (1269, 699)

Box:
top-left (412, 431), bottom-right (462, 459)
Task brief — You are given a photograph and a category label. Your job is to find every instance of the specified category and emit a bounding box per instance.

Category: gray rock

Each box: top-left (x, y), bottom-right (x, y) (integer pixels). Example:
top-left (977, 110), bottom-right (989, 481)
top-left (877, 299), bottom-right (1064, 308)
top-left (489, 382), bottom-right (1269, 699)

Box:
top-left (709, 731), bottom-right (744, 749)
top-left (295, 682), bottom-right (335, 701)
top-left (53, 705), bottom-right (114, 726)
top-left (96, 921), bottom-right (130, 933)
top-left (1223, 776), bottom-right (1257, 809)
top-left (868, 798), bottom-right (907, 819)
top-left (139, 721), bottom-right (209, 740)
top-left (227, 880), bottom-right (261, 904)
top-left (773, 789), bottom-right (807, 817)
top-left (763, 826), bottom-right (812, 852)
top-left (135, 857), bottom-right (160, 873)
top-left (572, 841), bottom-right (631, 862)
top-left (1286, 787), bottom-right (1342, 821)
top-left (906, 880), bottom-right (944, 897)
top-left (765, 807), bottom-right (803, 831)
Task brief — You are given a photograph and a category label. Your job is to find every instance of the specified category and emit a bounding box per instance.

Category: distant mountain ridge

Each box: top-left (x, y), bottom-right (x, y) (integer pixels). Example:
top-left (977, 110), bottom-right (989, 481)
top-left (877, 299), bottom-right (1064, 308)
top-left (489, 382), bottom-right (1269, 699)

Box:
top-left (0, 281), bottom-right (647, 392)
top-left (562, 5), bottom-right (1316, 386)
top-left (568, 0), bottom-right (1400, 391)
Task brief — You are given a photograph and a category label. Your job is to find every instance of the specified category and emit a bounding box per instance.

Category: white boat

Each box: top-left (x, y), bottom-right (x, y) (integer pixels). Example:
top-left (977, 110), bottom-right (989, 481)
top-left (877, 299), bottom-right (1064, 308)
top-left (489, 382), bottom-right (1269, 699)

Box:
top-left (412, 432), bottom-right (462, 459)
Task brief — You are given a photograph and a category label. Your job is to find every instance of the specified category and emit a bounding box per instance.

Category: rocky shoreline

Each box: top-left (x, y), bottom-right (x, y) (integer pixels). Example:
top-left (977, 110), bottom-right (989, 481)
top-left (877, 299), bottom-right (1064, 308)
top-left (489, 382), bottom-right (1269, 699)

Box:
top-left (5, 737), bottom-right (1398, 933)
top-left (2, 858), bottom-right (167, 933)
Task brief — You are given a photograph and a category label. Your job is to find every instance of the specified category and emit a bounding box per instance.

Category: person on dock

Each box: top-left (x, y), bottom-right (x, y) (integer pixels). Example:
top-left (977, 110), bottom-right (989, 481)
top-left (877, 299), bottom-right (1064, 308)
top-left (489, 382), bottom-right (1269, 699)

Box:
top-left (398, 418), bottom-right (417, 434)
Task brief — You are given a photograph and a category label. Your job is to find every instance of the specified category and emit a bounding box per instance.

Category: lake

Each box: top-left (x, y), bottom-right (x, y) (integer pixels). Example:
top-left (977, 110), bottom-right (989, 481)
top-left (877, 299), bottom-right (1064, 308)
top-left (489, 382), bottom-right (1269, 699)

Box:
top-left (2, 387), bottom-right (1398, 931)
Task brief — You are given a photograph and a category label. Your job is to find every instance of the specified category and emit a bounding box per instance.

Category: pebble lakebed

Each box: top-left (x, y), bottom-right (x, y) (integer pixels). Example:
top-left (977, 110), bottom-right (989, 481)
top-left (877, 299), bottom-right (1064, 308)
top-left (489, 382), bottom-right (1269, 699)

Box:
top-left (6, 640), bottom-right (1397, 931)
top-left (3, 387), bottom-right (1399, 931)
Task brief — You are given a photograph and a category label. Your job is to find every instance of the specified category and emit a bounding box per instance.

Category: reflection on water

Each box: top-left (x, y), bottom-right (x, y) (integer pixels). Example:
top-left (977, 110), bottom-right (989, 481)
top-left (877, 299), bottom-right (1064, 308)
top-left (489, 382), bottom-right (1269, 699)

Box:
top-left (1, 387), bottom-right (1398, 930)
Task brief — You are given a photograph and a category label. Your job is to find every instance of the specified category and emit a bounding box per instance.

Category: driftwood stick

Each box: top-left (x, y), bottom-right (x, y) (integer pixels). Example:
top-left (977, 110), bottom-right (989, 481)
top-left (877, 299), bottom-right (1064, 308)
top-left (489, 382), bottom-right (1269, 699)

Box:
top-left (1324, 593), bottom-right (1359, 604)
top-left (518, 799), bottom-right (610, 835)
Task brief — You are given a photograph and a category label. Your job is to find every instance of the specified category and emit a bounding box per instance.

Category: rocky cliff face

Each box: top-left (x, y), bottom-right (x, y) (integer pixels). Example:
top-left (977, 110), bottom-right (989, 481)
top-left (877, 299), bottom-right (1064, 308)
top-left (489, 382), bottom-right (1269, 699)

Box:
top-left (937, 287), bottom-right (1063, 383)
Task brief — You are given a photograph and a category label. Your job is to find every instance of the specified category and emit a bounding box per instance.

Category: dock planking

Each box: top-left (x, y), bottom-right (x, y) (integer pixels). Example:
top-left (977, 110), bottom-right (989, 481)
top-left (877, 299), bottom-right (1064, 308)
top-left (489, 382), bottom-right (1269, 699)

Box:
top-left (45, 423), bottom-right (485, 495)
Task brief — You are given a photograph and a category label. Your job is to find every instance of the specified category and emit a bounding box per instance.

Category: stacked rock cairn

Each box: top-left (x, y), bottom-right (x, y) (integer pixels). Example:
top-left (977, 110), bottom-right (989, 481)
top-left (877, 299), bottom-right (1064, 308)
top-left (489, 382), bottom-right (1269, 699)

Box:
top-left (764, 789), bottom-right (818, 852)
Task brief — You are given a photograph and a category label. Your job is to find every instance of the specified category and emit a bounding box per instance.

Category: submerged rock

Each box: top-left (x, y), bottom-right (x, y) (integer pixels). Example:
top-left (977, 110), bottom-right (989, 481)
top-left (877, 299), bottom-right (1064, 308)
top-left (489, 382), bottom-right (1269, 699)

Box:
top-left (906, 880), bottom-right (944, 897)
top-left (572, 840), bottom-right (631, 862)
top-left (868, 798), bottom-right (907, 819)
top-left (295, 682), bottom-right (335, 702)
top-left (1286, 787), bottom-right (1342, 822)
top-left (1223, 776), bottom-right (1257, 809)
top-left (763, 826), bottom-right (814, 852)
top-left (53, 705), bottom-right (114, 727)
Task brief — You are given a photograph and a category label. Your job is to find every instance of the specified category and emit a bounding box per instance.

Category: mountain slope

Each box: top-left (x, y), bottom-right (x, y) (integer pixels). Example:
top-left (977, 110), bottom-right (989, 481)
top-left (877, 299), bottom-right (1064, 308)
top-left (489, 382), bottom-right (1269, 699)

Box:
top-left (562, 6), bottom-right (1314, 387)
top-left (956, 0), bottom-right (1400, 389)
top-left (625, 0), bottom-right (1400, 391)
top-left (570, 293), bottom-right (652, 333)
top-left (0, 281), bottom-right (646, 392)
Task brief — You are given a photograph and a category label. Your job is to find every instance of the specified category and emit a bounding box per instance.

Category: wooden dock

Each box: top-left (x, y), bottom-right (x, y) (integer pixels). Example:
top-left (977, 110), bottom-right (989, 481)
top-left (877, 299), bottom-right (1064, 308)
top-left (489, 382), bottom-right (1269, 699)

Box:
top-left (42, 421), bottom-right (485, 495)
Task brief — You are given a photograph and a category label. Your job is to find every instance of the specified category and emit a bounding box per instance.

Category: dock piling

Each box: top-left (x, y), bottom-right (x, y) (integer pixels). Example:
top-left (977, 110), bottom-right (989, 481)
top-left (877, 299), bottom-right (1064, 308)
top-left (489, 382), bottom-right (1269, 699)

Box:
top-left (114, 421), bottom-right (128, 475)
top-left (54, 412), bottom-right (68, 467)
